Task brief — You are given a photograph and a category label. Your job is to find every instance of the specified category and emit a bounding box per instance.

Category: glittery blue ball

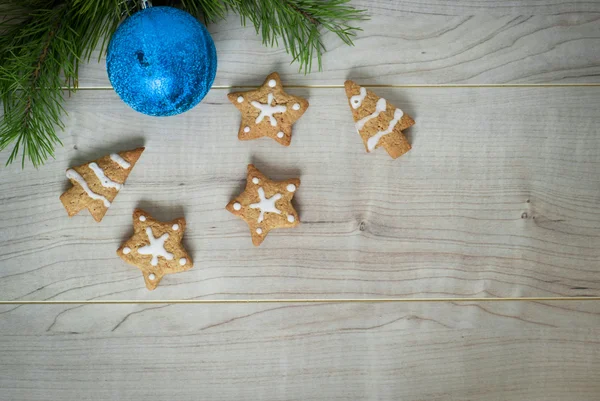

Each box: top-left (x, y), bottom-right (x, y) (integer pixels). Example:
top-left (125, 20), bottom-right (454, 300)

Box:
top-left (106, 6), bottom-right (217, 116)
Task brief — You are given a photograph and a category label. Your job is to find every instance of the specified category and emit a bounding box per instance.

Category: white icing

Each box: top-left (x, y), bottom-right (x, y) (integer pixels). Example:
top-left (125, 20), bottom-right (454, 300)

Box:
top-left (356, 98), bottom-right (387, 131)
top-left (256, 228), bottom-right (263, 234)
top-left (138, 227), bottom-right (174, 267)
top-left (350, 87), bottom-right (367, 109)
top-left (123, 247), bottom-right (131, 254)
top-left (139, 215), bottom-right (146, 222)
top-left (252, 177), bottom-right (259, 184)
top-left (251, 93), bottom-right (287, 126)
top-left (268, 79), bottom-right (276, 87)
top-left (249, 187), bottom-right (282, 223)
top-left (287, 215), bottom-right (295, 223)
top-left (367, 108), bottom-right (404, 152)
top-left (88, 162), bottom-right (122, 190)
top-left (172, 224), bottom-right (179, 231)
top-left (286, 184), bottom-right (296, 192)
top-left (66, 169), bottom-right (111, 207)
top-left (148, 273), bottom-right (156, 281)
top-left (110, 153), bottom-right (130, 169)
top-left (244, 126), bottom-right (250, 133)
top-left (179, 258), bottom-right (186, 266)
top-left (237, 96), bottom-right (244, 103)
top-left (292, 103), bottom-right (300, 111)
top-left (233, 202), bottom-right (242, 211)
top-left (277, 131), bottom-right (284, 138)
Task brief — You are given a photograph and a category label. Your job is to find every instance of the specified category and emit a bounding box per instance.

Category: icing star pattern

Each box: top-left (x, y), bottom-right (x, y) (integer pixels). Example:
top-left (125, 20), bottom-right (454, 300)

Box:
top-left (117, 209), bottom-right (193, 290)
top-left (228, 72), bottom-right (309, 146)
top-left (226, 164), bottom-right (300, 246)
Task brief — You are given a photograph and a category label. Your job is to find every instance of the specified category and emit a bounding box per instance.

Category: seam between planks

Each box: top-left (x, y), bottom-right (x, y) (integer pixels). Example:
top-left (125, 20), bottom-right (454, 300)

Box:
top-left (1, 297), bottom-right (600, 305)
top-left (67, 83), bottom-right (600, 90)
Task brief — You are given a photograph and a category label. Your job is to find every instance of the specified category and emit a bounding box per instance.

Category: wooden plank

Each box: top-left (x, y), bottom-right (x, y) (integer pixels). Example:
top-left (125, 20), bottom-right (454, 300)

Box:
top-left (1, 301), bottom-right (599, 334)
top-left (0, 303), bottom-right (599, 401)
top-left (355, 0), bottom-right (600, 14)
top-left (0, 87), bottom-right (598, 301)
top-left (74, 12), bottom-right (600, 87)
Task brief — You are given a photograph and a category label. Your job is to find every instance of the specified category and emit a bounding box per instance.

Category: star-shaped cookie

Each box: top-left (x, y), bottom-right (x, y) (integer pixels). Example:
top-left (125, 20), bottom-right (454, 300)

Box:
top-left (227, 72), bottom-right (309, 146)
top-left (344, 80), bottom-right (415, 158)
top-left (117, 209), bottom-right (193, 290)
top-left (226, 164), bottom-right (300, 246)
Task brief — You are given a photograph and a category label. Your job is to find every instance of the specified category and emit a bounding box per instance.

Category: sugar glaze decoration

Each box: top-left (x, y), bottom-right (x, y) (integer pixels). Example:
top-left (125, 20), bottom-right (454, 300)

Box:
top-left (251, 93), bottom-right (287, 126)
top-left (226, 164), bottom-right (301, 246)
top-left (344, 80), bottom-right (415, 159)
top-left (367, 108), bottom-right (404, 152)
top-left (228, 72), bottom-right (309, 147)
top-left (60, 148), bottom-right (144, 222)
top-left (117, 209), bottom-right (193, 291)
top-left (250, 187), bottom-right (282, 223)
top-left (110, 153), bottom-right (131, 169)
top-left (137, 227), bottom-right (174, 266)
top-left (66, 169), bottom-right (111, 207)
top-left (88, 162), bottom-right (123, 190)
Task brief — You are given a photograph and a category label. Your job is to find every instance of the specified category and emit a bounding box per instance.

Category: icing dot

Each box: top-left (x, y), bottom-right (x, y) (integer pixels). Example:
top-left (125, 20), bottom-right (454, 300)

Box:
top-left (286, 184), bottom-right (296, 192)
top-left (244, 126), bottom-right (250, 133)
top-left (237, 96), bottom-right (244, 103)
top-left (139, 215), bottom-right (146, 222)
top-left (179, 258), bottom-right (187, 266)
top-left (123, 247), bottom-right (131, 254)
top-left (233, 202), bottom-right (242, 211)
top-left (277, 131), bottom-right (284, 138)
top-left (148, 273), bottom-right (156, 281)
top-left (256, 228), bottom-right (263, 234)
top-left (172, 224), bottom-right (179, 231)
top-left (268, 79), bottom-right (276, 87)
top-left (287, 215), bottom-right (295, 223)
top-left (252, 177), bottom-right (259, 184)
top-left (292, 103), bottom-right (300, 110)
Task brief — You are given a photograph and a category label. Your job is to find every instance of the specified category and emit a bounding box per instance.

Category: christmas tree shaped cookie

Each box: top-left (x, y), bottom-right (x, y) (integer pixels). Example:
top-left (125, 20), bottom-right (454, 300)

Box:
top-left (117, 209), bottom-right (193, 290)
top-left (344, 80), bottom-right (415, 158)
top-left (227, 72), bottom-right (309, 146)
top-left (226, 164), bottom-right (300, 246)
top-left (60, 147), bottom-right (144, 222)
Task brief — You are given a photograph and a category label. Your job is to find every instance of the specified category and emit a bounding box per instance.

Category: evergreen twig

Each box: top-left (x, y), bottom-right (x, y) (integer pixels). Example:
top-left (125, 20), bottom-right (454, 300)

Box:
top-left (0, 0), bottom-right (366, 167)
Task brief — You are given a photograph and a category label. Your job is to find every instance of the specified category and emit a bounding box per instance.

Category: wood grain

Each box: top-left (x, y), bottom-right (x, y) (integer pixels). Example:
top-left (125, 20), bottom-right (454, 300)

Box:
top-left (1, 301), bottom-right (599, 334)
top-left (1, 3), bottom-right (600, 398)
top-left (0, 303), bottom-right (599, 401)
top-left (1, 87), bottom-right (598, 301)
top-left (355, 0), bottom-right (600, 14)
top-left (75, 12), bottom-right (600, 87)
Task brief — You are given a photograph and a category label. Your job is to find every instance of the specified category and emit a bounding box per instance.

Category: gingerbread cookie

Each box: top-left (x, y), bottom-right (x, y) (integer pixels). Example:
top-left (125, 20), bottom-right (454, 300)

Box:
top-left (226, 164), bottom-right (300, 246)
top-left (344, 80), bottom-right (415, 158)
top-left (117, 209), bottom-right (193, 290)
top-left (227, 72), bottom-right (309, 146)
top-left (60, 147), bottom-right (144, 222)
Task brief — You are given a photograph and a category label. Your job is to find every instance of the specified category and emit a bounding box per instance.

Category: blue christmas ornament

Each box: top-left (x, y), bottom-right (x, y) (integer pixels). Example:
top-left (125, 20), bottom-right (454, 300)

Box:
top-left (106, 6), bottom-right (217, 116)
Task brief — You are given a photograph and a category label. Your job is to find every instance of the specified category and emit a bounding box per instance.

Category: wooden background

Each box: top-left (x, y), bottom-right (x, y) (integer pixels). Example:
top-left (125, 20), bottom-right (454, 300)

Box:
top-left (1, 1), bottom-right (599, 400)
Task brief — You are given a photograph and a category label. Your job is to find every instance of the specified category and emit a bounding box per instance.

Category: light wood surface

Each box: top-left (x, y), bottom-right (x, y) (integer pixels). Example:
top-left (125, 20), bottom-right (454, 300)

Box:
top-left (1, 303), bottom-right (599, 401)
top-left (1, 1), bottom-right (600, 399)
top-left (1, 301), bottom-right (600, 334)
top-left (1, 87), bottom-right (598, 301)
top-left (76, 12), bottom-right (600, 86)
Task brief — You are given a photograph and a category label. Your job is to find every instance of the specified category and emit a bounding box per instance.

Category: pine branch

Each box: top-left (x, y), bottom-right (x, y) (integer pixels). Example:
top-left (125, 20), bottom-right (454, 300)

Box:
top-left (0, 0), bottom-right (366, 168)
top-left (202, 0), bottom-right (367, 72)
top-left (0, 0), bottom-right (135, 167)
